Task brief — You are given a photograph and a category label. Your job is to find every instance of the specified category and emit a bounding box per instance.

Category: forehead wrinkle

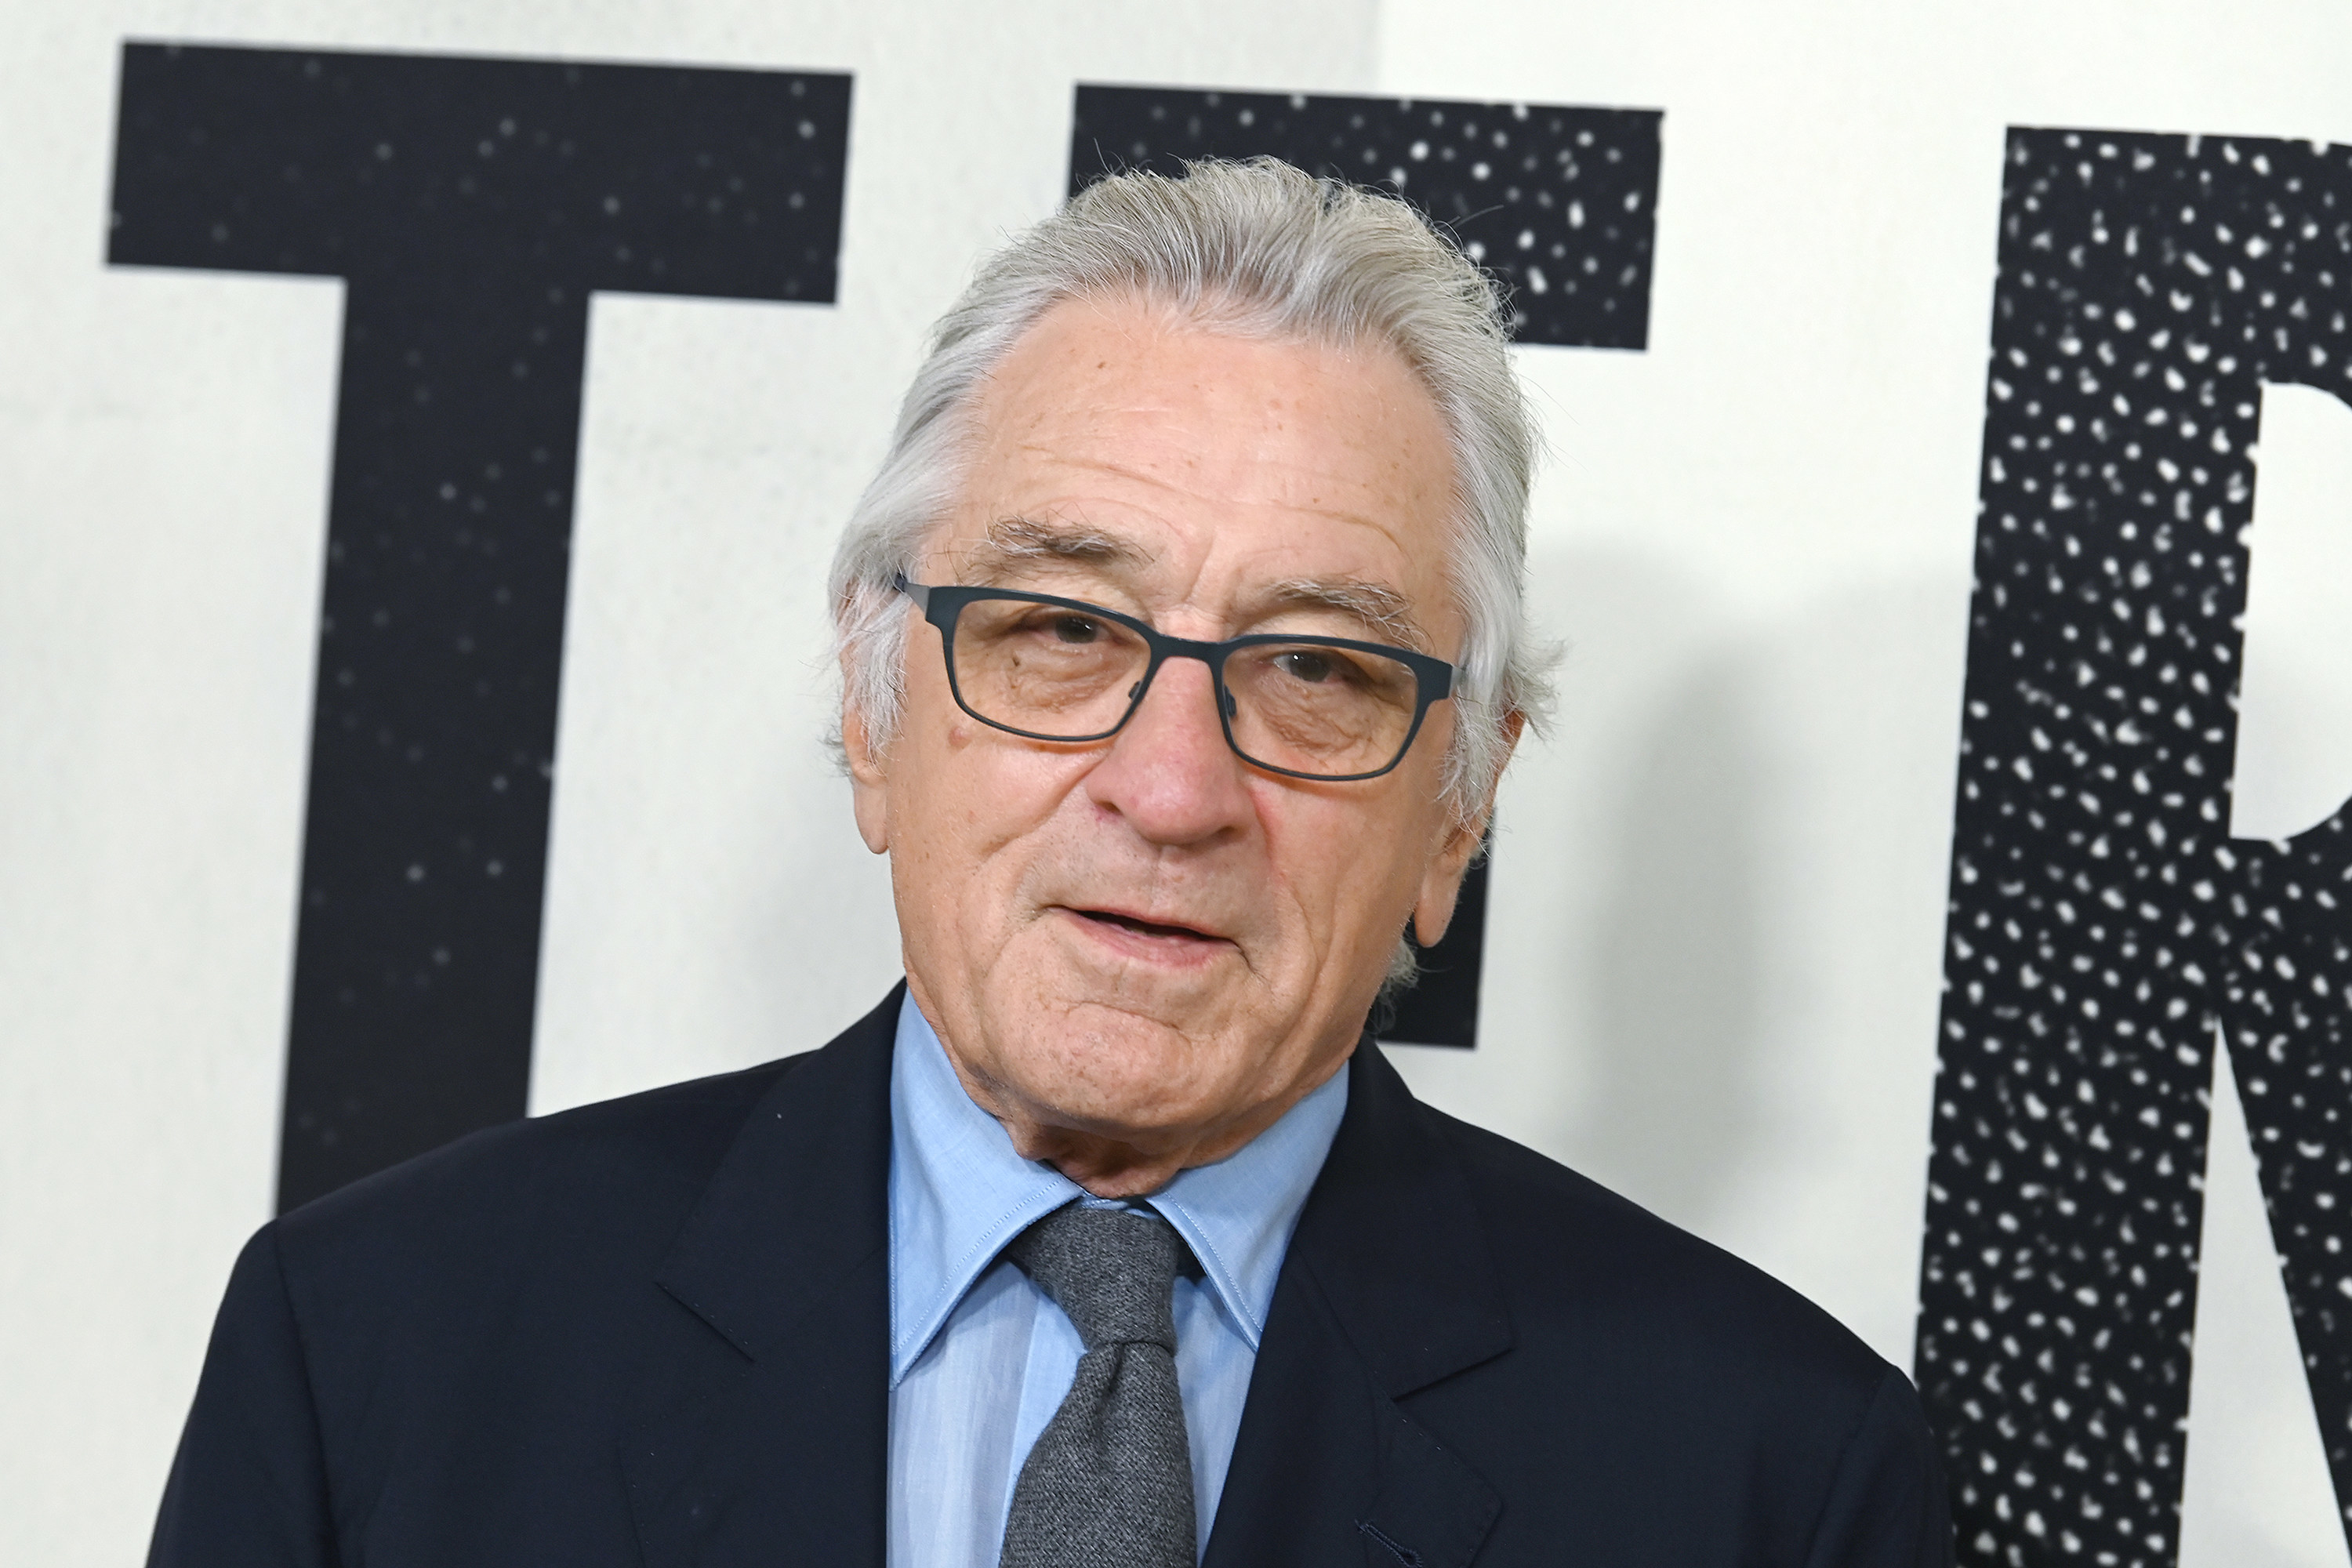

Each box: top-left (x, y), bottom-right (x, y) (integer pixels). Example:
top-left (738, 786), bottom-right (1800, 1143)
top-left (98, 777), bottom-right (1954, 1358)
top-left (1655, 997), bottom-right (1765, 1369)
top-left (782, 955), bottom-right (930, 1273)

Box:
top-left (1016, 432), bottom-right (1408, 541)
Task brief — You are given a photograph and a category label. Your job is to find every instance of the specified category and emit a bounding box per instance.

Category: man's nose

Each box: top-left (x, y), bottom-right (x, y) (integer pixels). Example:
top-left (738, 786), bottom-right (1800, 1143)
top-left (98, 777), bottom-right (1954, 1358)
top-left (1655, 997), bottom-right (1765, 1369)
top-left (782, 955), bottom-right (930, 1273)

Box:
top-left (1082, 655), bottom-right (1254, 845)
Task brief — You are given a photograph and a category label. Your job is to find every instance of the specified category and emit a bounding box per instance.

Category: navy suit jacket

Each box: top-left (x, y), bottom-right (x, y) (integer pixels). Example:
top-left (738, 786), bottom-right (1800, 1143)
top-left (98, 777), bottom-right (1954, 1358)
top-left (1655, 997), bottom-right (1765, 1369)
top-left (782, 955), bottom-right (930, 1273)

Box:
top-left (151, 986), bottom-right (1954, 1566)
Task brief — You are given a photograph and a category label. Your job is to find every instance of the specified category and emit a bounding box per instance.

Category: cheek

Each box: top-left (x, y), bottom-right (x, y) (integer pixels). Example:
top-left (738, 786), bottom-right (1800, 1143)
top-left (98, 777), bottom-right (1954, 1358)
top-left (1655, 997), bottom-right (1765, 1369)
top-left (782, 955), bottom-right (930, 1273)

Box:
top-left (1254, 786), bottom-right (1431, 946)
top-left (891, 700), bottom-right (1096, 891)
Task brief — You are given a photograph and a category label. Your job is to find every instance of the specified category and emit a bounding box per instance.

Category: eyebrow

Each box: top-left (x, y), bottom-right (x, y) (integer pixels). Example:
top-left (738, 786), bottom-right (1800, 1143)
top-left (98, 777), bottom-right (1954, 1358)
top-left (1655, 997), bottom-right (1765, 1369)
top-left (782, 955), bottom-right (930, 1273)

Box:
top-left (960, 518), bottom-right (1433, 652)
top-left (1259, 578), bottom-right (1433, 653)
top-left (962, 517), bottom-right (1153, 576)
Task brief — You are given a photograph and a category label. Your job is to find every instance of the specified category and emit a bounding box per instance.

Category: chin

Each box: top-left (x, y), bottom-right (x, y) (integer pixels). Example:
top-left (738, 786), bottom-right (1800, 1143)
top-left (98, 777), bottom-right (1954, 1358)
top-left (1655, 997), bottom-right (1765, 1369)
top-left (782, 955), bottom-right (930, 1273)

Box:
top-left (999, 993), bottom-right (1243, 1133)
top-left (1064, 960), bottom-right (1263, 1047)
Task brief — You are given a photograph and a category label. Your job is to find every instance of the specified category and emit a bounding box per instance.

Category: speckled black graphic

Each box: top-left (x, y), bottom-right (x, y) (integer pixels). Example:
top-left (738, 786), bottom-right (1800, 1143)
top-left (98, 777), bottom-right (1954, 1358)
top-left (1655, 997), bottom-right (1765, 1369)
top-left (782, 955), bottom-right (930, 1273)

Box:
top-left (109, 43), bottom-right (849, 1210)
top-left (1917, 129), bottom-right (2352, 1566)
top-left (1071, 88), bottom-right (1661, 1047)
top-left (1073, 86), bottom-right (1661, 350)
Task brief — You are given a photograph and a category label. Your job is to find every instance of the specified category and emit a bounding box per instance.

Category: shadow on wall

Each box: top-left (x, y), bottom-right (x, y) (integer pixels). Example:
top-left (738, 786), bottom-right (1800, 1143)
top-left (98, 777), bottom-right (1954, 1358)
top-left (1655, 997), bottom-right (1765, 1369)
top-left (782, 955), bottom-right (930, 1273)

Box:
top-left (1483, 539), bottom-right (1960, 1269)
top-left (1575, 659), bottom-right (1771, 1226)
top-left (1450, 539), bottom-right (1783, 1229)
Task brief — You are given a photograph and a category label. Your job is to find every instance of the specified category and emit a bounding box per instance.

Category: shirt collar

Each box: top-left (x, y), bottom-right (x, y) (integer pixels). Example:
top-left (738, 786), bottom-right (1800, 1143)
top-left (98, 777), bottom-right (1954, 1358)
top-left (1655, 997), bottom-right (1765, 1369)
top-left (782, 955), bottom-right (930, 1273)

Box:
top-left (886, 992), bottom-right (1348, 1385)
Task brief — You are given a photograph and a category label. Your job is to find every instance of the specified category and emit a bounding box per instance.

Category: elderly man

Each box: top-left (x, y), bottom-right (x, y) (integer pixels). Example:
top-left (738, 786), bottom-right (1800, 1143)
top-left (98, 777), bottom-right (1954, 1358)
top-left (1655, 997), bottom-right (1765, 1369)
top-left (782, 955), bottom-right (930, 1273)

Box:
top-left (152, 160), bottom-right (1951, 1567)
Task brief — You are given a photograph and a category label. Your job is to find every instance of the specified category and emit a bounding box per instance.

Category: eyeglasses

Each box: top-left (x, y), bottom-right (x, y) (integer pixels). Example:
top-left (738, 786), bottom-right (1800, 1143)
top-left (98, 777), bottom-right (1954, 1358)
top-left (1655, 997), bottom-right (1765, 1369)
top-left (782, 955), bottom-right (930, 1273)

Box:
top-left (896, 575), bottom-right (1454, 782)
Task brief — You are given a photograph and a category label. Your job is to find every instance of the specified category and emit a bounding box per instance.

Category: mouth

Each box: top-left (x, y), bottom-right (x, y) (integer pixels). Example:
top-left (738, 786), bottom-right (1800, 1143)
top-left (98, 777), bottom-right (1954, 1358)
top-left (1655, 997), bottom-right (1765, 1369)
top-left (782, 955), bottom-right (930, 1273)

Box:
top-left (1056, 905), bottom-right (1233, 960)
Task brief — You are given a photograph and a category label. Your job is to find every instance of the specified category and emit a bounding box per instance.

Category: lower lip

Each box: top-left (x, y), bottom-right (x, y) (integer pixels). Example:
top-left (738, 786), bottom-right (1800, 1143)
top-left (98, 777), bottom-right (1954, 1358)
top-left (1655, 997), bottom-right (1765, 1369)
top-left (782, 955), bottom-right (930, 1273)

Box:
top-left (1055, 908), bottom-right (1233, 967)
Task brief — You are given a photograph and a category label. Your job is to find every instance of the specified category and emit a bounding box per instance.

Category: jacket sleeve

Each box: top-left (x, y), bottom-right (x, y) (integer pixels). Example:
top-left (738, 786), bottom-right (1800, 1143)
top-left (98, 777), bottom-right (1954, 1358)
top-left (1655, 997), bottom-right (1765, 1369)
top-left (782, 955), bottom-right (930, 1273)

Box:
top-left (147, 1223), bottom-right (339, 1568)
top-left (1802, 1364), bottom-right (1957, 1568)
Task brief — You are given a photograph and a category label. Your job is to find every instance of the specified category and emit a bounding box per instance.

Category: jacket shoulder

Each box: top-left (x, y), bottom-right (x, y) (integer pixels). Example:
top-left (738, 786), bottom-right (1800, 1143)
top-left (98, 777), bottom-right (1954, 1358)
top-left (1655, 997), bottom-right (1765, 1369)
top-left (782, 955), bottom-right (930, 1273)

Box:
top-left (272, 1052), bottom-right (812, 1294)
top-left (1428, 1103), bottom-right (1896, 1396)
top-left (1402, 1105), bottom-right (1951, 1563)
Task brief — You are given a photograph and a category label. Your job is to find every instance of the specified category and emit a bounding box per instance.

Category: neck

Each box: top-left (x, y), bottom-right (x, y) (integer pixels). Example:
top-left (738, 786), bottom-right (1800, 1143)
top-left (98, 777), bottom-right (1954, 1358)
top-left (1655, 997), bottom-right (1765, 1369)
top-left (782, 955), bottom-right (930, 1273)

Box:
top-left (940, 1051), bottom-right (1339, 1200)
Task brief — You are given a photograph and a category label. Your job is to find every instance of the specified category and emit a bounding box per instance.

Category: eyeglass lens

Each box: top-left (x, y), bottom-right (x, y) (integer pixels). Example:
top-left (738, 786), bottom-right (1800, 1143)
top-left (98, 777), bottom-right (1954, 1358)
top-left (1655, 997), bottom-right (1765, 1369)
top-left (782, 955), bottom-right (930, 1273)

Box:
top-left (948, 597), bottom-right (1423, 778)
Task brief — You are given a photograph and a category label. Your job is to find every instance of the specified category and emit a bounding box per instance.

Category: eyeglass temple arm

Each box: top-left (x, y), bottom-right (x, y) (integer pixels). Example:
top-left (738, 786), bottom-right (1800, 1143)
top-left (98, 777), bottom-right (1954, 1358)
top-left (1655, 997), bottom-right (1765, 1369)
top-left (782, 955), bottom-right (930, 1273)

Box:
top-left (893, 573), bottom-right (931, 611)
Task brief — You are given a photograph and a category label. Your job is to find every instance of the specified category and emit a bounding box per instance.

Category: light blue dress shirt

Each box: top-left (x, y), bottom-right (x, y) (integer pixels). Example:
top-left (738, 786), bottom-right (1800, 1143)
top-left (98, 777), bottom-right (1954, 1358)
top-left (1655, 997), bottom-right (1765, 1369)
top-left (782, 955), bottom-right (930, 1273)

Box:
top-left (885, 995), bottom-right (1348, 1568)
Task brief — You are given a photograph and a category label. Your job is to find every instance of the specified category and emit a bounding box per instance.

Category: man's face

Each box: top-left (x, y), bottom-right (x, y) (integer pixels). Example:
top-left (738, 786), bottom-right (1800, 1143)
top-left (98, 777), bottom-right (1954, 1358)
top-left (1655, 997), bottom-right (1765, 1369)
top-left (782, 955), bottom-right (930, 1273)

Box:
top-left (846, 295), bottom-right (1495, 1184)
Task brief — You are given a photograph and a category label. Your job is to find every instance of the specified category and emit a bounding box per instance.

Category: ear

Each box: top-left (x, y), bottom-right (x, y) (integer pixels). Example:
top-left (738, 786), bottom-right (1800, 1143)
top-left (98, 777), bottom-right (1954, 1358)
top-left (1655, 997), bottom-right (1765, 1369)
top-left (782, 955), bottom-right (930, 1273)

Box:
top-left (1410, 709), bottom-right (1524, 946)
top-left (842, 698), bottom-right (891, 855)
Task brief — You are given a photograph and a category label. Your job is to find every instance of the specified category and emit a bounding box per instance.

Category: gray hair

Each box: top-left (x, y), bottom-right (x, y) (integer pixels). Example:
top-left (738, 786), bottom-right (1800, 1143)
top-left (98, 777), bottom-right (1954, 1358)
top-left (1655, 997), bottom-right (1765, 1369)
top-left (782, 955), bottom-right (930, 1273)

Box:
top-left (828, 158), bottom-right (1554, 987)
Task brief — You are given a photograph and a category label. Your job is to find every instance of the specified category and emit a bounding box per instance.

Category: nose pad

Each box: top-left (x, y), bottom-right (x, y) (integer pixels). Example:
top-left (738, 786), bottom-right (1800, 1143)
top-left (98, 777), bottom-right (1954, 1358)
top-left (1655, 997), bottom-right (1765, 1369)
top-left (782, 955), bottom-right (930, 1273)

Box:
top-left (1221, 688), bottom-right (1238, 720)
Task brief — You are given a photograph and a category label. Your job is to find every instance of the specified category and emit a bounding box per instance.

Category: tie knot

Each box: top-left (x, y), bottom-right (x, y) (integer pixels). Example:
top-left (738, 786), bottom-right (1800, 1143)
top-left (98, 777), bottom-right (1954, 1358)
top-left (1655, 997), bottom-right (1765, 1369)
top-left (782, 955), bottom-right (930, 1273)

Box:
top-left (1007, 1204), bottom-right (1185, 1353)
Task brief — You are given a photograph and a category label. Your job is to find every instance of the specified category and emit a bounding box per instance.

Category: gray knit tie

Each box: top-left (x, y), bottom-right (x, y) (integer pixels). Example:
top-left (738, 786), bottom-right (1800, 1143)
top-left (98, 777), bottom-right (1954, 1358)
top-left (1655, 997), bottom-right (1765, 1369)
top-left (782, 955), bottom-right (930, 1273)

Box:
top-left (999, 1203), bottom-right (1196, 1568)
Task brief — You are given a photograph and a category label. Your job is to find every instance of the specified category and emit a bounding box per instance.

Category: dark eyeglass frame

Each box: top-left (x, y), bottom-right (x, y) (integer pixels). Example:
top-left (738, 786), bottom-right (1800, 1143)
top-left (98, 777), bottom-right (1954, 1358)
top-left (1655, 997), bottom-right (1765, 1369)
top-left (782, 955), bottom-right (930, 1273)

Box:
top-left (896, 575), bottom-right (1455, 782)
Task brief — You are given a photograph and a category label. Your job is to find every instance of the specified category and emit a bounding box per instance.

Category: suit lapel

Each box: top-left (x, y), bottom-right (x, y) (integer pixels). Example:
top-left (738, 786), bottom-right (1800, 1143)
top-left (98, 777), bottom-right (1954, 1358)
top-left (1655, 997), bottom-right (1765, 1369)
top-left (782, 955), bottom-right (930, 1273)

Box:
top-left (1205, 1040), bottom-right (1509, 1568)
top-left (622, 987), bottom-right (901, 1567)
top-left (615, 999), bottom-right (1504, 1567)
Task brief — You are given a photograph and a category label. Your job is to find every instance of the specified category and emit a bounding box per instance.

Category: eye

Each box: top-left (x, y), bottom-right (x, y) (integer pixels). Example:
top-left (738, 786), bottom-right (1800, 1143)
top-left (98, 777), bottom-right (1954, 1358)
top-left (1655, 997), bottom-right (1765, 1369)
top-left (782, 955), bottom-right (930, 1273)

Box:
top-left (1276, 650), bottom-right (1341, 683)
top-left (1051, 615), bottom-right (1101, 644)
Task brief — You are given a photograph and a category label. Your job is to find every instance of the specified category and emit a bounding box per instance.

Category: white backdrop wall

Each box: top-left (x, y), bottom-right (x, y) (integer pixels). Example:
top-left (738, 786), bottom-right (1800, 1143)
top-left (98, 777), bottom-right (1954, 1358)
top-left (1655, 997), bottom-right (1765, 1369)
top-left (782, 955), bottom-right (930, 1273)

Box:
top-left (5, 2), bottom-right (2350, 1563)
